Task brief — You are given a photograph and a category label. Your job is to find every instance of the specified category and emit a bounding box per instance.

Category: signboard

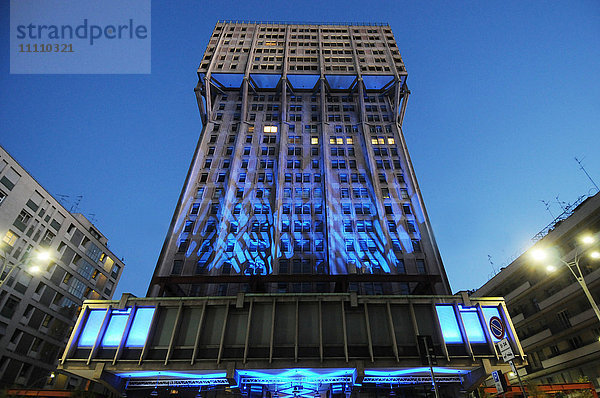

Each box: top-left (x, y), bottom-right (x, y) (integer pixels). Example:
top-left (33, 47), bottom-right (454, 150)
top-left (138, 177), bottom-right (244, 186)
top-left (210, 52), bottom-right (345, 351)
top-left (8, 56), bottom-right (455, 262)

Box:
top-left (492, 370), bottom-right (506, 394)
top-left (498, 338), bottom-right (515, 362)
top-left (489, 316), bottom-right (505, 339)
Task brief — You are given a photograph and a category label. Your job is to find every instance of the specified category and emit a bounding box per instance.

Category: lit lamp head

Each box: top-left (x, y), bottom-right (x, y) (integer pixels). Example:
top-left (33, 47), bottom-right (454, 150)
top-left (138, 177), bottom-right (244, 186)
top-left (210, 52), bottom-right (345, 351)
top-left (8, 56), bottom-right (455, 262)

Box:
top-left (530, 248), bottom-right (548, 262)
top-left (581, 235), bottom-right (595, 245)
top-left (591, 251), bottom-right (600, 259)
top-left (36, 250), bottom-right (52, 262)
top-left (546, 265), bottom-right (557, 273)
top-left (28, 265), bottom-right (41, 274)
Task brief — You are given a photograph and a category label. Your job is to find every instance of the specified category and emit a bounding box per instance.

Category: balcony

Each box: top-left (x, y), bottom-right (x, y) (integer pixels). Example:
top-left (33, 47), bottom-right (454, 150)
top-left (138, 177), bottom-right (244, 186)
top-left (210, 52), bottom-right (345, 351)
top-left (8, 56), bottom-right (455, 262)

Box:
top-left (538, 267), bottom-right (600, 311)
top-left (521, 328), bottom-right (551, 348)
top-left (511, 313), bottom-right (525, 325)
top-left (569, 308), bottom-right (596, 327)
top-left (505, 281), bottom-right (531, 302)
top-left (541, 341), bottom-right (600, 369)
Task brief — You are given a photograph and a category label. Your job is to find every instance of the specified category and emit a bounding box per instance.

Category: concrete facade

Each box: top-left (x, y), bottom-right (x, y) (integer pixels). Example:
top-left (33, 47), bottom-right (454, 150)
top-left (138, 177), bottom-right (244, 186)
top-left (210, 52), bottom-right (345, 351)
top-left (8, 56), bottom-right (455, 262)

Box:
top-left (473, 192), bottom-right (600, 389)
top-left (148, 21), bottom-right (450, 298)
top-left (0, 146), bottom-right (125, 388)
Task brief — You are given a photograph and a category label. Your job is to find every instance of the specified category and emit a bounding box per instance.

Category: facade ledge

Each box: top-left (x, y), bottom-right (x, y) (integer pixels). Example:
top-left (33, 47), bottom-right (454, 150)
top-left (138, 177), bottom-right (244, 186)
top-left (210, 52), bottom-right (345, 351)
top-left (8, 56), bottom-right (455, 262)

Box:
top-left (521, 328), bottom-right (552, 348)
top-left (541, 341), bottom-right (600, 369)
top-left (538, 267), bottom-right (600, 311)
top-left (505, 281), bottom-right (531, 302)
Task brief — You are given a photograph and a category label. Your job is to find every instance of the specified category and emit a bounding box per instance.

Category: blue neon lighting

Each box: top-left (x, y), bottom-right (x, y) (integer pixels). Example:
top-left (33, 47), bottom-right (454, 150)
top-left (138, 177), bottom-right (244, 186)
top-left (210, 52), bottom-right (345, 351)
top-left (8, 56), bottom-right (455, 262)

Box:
top-left (78, 309), bottom-right (107, 347)
top-left (125, 307), bottom-right (155, 347)
top-left (459, 310), bottom-right (487, 344)
top-left (236, 368), bottom-right (354, 380)
top-left (364, 368), bottom-right (465, 376)
top-left (435, 305), bottom-right (463, 344)
top-left (101, 308), bottom-right (131, 347)
top-left (481, 306), bottom-right (503, 343)
top-left (116, 371), bottom-right (227, 379)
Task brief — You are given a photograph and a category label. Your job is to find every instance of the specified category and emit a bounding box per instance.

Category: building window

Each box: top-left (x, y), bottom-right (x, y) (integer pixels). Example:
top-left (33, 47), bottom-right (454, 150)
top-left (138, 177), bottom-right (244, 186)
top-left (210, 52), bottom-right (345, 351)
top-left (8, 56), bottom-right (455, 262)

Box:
top-left (412, 240), bottom-right (422, 253)
top-left (396, 260), bottom-right (406, 273)
top-left (172, 260), bottom-right (183, 275)
top-left (416, 259), bottom-right (426, 274)
top-left (2, 230), bottom-right (19, 246)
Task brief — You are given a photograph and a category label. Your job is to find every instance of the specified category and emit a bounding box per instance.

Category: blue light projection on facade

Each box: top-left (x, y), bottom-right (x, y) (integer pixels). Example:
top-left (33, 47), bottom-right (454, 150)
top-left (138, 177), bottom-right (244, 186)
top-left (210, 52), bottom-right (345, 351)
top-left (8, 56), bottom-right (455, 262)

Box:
top-left (125, 307), bottom-right (156, 347)
top-left (435, 305), bottom-right (463, 344)
top-left (78, 309), bottom-right (107, 346)
top-left (458, 306), bottom-right (486, 344)
top-left (77, 307), bottom-right (156, 348)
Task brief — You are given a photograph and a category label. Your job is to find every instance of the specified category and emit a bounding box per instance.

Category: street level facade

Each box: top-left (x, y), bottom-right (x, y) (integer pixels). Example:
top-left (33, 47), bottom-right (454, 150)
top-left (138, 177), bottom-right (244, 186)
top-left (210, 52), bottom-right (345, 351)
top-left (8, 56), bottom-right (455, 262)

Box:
top-left (59, 22), bottom-right (524, 397)
top-left (0, 146), bottom-right (125, 388)
top-left (474, 192), bottom-right (600, 390)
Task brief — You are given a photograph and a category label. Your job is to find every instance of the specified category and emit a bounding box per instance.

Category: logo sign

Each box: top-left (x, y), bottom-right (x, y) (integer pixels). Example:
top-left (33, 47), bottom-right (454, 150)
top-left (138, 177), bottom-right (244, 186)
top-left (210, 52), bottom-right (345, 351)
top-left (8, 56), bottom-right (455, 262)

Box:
top-left (489, 316), bottom-right (505, 339)
top-left (10, 0), bottom-right (151, 74)
top-left (497, 338), bottom-right (515, 362)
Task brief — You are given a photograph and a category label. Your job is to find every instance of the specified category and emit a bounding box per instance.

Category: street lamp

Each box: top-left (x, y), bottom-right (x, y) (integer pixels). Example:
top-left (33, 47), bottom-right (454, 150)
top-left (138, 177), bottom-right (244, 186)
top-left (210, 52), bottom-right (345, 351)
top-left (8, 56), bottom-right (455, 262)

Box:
top-left (0, 249), bottom-right (52, 289)
top-left (531, 235), bottom-right (600, 323)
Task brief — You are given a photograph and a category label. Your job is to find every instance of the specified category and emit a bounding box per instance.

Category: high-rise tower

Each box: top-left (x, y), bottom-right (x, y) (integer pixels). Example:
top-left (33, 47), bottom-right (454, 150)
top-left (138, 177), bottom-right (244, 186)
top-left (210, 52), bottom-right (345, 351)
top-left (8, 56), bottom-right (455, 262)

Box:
top-left (148, 21), bottom-right (450, 298)
top-left (59, 23), bottom-right (526, 397)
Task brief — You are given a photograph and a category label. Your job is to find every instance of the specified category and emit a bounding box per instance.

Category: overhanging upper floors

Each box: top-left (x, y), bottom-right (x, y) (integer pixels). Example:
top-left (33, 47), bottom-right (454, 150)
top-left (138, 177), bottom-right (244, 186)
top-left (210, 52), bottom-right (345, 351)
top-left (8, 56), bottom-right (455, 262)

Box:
top-left (58, 293), bottom-right (524, 394)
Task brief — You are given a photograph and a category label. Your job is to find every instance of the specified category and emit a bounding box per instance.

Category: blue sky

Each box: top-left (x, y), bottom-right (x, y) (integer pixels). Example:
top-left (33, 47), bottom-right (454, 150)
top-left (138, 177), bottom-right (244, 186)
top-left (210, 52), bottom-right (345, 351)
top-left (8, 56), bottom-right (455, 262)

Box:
top-left (1, 1), bottom-right (599, 296)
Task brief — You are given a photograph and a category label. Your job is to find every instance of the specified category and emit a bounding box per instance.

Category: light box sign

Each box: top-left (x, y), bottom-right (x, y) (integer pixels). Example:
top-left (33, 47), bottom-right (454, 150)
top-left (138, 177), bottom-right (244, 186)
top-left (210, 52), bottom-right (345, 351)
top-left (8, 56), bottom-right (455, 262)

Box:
top-left (435, 304), bottom-right (507, 345)
top-left (77, 307), bottom-right (155, 348)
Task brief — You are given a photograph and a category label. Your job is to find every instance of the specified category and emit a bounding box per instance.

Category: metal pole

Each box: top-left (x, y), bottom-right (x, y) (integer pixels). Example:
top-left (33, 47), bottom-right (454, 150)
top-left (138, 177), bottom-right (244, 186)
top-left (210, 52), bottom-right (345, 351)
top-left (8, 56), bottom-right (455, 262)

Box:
top-left (425, 339), bottom-right (440, 398)
top-left (510, 360), bottom-right (528, 397)
top-left (561, 258), bottom-right (600, 323)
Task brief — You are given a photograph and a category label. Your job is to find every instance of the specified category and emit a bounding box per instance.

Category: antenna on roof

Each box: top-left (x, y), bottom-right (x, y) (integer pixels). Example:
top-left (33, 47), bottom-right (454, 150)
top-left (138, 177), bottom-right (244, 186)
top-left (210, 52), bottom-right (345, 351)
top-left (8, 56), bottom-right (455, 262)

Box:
top-left (70, 195), bottom-right (83, 212)
top-left (554, 195), bottom-right (568, 212)
top-left (56, 194), bottom-right (70, 208)
top-left (575, 156), bottom-right (599, 194)
top-left (87, 213), bottom-right (97, 224)
top-left (540, 199), bottom-right (555, 219)
top-left (487, 255), bottom-right (497, 275)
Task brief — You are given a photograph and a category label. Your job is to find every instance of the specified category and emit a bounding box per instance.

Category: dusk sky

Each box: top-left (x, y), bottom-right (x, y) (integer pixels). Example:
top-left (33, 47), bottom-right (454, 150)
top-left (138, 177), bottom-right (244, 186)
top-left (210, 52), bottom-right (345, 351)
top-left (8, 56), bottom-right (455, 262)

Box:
top-left (1, 1), bottom-right (599, 297)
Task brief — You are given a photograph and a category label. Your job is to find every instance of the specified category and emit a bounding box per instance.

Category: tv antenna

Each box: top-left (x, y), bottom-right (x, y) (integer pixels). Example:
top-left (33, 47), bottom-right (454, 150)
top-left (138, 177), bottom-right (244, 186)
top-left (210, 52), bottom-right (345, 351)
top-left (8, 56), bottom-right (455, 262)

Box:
top-left (539, 199), bottom-right (555, 219)
top-left (86, 213), bottom-right (97, 224)
top-left (575, 157), bottom-right (599, 193)
top-left (555, 195), bottom-right (568, 212)
top-left (487, 254), bottom-right (497, 275)
top-left (70, 195), bottom-right (83, 212)
top-left (56, 194), bottom-right (70, 208)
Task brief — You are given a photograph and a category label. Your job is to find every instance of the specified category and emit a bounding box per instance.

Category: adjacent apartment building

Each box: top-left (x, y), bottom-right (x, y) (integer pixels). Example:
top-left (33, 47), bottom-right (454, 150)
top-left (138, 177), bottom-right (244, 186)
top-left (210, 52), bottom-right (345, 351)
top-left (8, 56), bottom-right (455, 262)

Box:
top-left (0, 146), bottom-right (125, 388)
top-left (473, 192), bottom-right (600, 389)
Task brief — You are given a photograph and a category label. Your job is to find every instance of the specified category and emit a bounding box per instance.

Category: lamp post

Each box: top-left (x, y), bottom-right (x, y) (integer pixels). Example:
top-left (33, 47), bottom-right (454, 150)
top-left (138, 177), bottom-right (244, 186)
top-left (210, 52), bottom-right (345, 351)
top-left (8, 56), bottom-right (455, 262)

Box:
top-left (531, 235), bottom-right (600, 323)
top-left (0, 249), bottom-right (52, 290)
